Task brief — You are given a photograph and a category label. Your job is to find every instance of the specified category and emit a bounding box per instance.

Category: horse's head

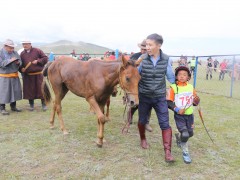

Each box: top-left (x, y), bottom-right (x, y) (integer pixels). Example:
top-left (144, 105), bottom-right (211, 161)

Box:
top-left (119, 56), bottom-right (140, 107)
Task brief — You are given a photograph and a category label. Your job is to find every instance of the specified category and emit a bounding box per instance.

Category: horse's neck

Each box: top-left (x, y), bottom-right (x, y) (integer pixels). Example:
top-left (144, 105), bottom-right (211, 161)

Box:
top-left (101, 62), bottom-right (121, 86)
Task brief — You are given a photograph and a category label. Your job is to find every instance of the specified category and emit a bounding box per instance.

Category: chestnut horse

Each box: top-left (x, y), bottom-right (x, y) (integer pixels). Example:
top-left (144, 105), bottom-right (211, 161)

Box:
top-left (41, 56), bottom-right (140, 147)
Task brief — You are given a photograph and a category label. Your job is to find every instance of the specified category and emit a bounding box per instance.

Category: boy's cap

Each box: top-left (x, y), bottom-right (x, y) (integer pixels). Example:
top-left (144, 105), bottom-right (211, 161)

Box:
top-left (175, 66), bottom-right (191, 78)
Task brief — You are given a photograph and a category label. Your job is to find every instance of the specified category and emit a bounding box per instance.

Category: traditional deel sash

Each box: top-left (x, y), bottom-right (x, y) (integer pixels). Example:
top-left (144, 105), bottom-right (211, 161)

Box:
top-left (171, 83), bottom-right (194, 115)
top-left (0, 72), bottom-right (18, 78)
top-left (28, 71), bottom-right (42, 75)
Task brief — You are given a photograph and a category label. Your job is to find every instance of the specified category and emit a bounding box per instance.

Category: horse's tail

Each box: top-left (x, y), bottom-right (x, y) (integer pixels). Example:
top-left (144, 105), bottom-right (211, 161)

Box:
top-left (41, 62), bottom-right (53, 104)
top-left (42, 80), bottom-right (52, 104)
top-left (42, 62), bottom-right (52, 77)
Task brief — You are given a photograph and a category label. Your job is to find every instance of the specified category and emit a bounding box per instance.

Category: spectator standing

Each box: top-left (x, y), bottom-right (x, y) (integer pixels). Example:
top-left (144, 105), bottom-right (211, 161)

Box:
top-left (0, 39), bottom-right (22, 115)
top-left (206, 57), bottom-right (213, 80)
top-left (178, 55), bottom-right (188, 67)
top-left (48, 52), bottom-right (55, 62)
top-left (20, 39), bottom-right (48, 111)
top-left (213, 59), bottom-right (219, 72)
top-left (219, 59), bottom-right (227, 80)
top-left (189, 56), bottom-right (196, 75)
top-left (109, 51), bottom-right (115, 60)
top-left (130, 39), bottom-right (147, 60)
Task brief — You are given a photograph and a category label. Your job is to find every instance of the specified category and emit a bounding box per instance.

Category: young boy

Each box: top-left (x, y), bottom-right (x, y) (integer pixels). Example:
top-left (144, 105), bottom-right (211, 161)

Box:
top-left (167, 66), bottom-right (200, 164)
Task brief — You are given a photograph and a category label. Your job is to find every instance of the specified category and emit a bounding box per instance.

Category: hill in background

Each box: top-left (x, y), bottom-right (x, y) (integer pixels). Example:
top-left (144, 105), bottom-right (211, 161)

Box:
top-left (0, 40), bottom-right (113, 55)
top-left (38, 40), bottom-right (112, 54)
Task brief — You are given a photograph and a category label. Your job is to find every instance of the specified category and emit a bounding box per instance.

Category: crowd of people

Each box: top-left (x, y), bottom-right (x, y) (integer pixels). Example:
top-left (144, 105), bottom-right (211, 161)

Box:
top-left (176, 55), bottom-right (240, 81)
top-left (0, 39), bottom-right (48, 115)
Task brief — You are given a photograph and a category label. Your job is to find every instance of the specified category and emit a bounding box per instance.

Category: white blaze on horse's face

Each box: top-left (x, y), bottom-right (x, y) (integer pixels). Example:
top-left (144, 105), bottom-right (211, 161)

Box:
top-left (121, 65), bottom-right (140, 107)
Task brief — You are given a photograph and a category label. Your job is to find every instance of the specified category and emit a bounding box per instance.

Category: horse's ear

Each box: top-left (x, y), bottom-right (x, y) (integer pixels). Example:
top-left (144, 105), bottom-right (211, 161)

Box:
top-left (135, 53), bottom-right (147, 66)
top-left (135, 57), bottom-right (143, 67)
top-left (121, 54), bottom-right (128, 67)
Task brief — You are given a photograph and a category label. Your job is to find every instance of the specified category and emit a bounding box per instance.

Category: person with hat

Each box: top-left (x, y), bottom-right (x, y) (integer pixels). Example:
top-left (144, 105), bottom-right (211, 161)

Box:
top-left (0, 39), bottom-right (22, 115)
top-left (20, 39), bottom-right (48, 111)
top-left (127, 39), bottom-right (152, 132)
top-left (130, 39), bottom-right (147, 61)
top-left (136, 33), bottom-right (175, 162)
top-left (167, 66), bottom-right (200, 164)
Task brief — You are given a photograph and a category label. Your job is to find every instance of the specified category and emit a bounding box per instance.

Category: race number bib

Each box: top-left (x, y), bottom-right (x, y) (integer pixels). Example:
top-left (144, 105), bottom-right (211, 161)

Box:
top-left (175, 92), bottom-right (193, 109)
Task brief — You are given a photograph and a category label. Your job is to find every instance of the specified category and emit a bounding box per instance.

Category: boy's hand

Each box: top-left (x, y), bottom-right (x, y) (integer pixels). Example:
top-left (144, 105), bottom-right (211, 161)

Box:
top-left (178, 109), bottom-right (185, 115)
top-left (193, 96), bottom-right (200, 106)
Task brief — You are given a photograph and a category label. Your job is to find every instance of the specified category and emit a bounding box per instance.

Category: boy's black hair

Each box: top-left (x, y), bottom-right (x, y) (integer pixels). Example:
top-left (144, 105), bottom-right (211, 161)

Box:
top-left (175, 66), bottom-right (191, 79)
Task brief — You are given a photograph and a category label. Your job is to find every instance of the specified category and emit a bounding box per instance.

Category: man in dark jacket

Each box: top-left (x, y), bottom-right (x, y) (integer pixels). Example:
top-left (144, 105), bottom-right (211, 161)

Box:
top-left (137, 33), bottom-right (175, 162)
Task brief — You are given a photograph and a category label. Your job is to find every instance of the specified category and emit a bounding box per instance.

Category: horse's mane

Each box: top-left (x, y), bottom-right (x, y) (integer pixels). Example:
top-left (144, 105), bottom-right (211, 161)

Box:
top-left (89, 58), bottom-right (137, 67)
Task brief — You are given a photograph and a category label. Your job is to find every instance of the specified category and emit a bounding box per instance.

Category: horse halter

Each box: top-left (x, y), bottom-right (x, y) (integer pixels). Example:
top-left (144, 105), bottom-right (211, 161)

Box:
top-left (118, 65), bottom-right (138, 96)
top-left (119, 66), bottom-right (137, 106)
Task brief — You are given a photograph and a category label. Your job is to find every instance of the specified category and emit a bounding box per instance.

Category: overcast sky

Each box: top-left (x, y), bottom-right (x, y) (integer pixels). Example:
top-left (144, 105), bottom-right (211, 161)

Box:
top-left (1, 0), bottom-right (240, 55)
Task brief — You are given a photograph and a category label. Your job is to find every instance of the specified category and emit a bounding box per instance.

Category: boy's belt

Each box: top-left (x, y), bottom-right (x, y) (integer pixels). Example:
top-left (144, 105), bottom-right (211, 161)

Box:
top-left (0, 72), bottom-right (18, 78)
top-left (27, 71), bottom-right (42, 76)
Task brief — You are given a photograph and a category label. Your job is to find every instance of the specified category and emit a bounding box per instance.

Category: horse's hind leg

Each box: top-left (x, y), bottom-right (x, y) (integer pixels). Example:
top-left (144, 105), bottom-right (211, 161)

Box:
top-left (51, 84), bottom-right (69, 134)
top-left (49, 100), bottom-right (56, 129)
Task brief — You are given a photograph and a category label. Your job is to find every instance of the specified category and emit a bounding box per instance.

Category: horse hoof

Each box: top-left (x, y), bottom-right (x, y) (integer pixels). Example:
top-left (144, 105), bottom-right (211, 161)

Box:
top-left (63, 131), bottom-right (69, 135)
top-left (105, 117), bottom-right (110, 122)
top-left (96, 139), bottom-right (103, 147)
top-left (96, 143), bottom-right (103, 148)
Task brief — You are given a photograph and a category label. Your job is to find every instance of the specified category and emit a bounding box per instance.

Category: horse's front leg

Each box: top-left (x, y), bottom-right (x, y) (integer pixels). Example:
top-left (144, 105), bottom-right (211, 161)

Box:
top-left (105, 97), bottom-right (110, 121)
top-left (87, 97), bottom-right (105, 147)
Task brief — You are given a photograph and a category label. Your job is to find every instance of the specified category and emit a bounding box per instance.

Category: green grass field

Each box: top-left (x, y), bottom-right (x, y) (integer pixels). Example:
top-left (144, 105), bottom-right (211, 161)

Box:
top-left (0, 86), bottom-right (239, 179)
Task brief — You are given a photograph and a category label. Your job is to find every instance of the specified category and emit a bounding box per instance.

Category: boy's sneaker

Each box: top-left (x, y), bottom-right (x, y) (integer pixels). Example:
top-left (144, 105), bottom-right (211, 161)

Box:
top-left (182, 152), bottom-right (192, 164)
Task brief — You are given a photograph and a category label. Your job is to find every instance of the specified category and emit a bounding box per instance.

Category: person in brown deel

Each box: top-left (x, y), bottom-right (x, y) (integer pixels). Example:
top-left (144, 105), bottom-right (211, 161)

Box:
top-left (20, 40), bottom-right (48, 111)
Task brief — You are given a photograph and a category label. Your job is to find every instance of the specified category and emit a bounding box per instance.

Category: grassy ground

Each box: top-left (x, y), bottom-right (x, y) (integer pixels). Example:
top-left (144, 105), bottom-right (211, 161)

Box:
top-left (0, 89), bottom-right (239, 179)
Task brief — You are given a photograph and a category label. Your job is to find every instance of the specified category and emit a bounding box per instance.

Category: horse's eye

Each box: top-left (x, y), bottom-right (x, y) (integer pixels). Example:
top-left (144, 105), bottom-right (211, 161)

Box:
top-left (126, 77), bottom-right (130, 82)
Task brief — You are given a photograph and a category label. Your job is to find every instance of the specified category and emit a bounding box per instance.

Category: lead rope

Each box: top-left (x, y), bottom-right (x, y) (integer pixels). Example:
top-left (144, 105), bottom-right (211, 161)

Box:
top-left (121, 98), bottom-right (131, 134)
